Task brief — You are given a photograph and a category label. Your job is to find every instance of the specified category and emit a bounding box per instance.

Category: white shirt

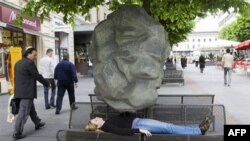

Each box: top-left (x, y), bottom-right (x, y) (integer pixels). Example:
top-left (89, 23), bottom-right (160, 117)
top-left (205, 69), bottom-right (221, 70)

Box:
top-left (222, 53), bottom-right (234, 68)
top-left (40, 56), bottom-right (55, 78)
top-left (89, 60), bottom-right (93, 67)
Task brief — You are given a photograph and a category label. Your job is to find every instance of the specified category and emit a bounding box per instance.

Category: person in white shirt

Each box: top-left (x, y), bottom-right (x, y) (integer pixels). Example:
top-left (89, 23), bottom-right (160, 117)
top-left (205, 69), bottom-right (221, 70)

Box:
top-left (40, 49), bottom-right (56, 109)
top-left (88, 59), bottom-right (93, 77)
top-left (221, 49), bottom-right (234, 87)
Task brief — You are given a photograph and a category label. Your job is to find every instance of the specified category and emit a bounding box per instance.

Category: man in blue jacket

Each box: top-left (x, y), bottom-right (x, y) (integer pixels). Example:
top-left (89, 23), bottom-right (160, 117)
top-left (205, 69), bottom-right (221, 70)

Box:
top-left (54, 52), bottom-right (78, 114)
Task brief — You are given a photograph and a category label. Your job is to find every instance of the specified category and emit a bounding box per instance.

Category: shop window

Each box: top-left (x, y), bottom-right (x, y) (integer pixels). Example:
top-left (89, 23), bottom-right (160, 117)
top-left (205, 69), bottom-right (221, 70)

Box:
top-left (12, 31), bottom-right (23, 46)
top-left (2, 30), bottom-right (12, 46)
top-left (0, 48), bottom-right (4, 77)
top-left (25, 34), bottom-right (33, 48)
top-left (59, 48), bottom-right (68, 60)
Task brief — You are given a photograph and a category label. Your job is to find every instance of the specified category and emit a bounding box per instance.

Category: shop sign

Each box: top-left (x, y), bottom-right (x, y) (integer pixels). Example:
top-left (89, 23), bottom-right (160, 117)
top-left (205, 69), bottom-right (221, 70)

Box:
top-left (0, 6), bottom-right (40, 31)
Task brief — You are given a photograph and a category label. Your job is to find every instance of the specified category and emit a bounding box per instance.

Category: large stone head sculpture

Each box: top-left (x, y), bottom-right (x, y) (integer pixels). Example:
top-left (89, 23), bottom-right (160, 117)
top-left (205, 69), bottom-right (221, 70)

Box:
top-left (90, 5), bottom-right (169, 111)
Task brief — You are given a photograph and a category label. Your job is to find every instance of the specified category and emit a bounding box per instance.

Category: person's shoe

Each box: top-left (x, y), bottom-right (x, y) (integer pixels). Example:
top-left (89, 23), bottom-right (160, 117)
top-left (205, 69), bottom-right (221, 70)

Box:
top-left (45, 106), bottom-right (50, 110)
top-left (227, 84), bottom-right (230, 87)
top-left (55, 110), bottom-right (60, 115)
top-left (199, 117), bottom-right (211, 135)
top-left (71, 106), bottom-right (78, 110)
top-left (13, 134), bottom-right (25, 140)
top-left (50, 105), bottom-right (56, 109)
top-left (35, 122), bottom-right (45, 130)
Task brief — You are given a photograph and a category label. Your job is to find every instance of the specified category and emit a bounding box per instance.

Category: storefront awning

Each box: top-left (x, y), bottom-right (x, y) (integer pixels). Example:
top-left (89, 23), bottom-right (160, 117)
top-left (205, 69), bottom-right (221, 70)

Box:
top-left (23, 29), bottom-right (57, 39)
top-left (234, 39), bottom-right (250, 50)
top-left (74, 23), bottom-right (97, 32)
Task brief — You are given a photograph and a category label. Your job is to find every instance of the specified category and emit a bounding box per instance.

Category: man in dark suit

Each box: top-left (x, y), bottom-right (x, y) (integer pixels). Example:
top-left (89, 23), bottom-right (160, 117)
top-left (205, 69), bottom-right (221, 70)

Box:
top-left (13, 48), bottom-right (49, 140)
top-left (54, 52), bottom-right (78, 115)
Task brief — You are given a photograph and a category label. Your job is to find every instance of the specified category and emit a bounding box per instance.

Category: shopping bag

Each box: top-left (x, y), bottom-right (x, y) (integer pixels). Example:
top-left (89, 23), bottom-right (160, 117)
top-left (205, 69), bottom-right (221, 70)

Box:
top-left (10, 98), bottom-right (20, 115)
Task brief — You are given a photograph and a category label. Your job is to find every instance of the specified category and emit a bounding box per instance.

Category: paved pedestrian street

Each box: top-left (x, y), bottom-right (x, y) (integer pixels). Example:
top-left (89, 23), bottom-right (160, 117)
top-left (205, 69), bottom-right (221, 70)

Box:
top-left (0, 63), bottom-right (250, 140)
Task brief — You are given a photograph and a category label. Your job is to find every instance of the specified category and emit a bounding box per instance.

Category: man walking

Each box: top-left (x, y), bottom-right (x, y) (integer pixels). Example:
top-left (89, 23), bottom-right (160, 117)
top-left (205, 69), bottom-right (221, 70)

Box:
top-left (54, 52), bottom-right (78, 115)
top-left (13, 48), bottom-right (49, 140)
top-left (40, 48), bottom-right (56, 109)
top-left (222, 49), bottom-right (234, 87)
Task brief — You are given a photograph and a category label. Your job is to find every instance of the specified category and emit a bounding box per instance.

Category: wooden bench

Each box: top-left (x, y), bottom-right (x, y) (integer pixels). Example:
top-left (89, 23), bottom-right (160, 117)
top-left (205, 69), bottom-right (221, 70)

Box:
top-left (61, 102), bottom-right (225, 141)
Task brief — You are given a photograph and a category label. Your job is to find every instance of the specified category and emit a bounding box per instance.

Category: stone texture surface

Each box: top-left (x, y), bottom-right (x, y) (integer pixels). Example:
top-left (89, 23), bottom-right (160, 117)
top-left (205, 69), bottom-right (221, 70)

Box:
top-left (90, 5), bottom-right (169, 111)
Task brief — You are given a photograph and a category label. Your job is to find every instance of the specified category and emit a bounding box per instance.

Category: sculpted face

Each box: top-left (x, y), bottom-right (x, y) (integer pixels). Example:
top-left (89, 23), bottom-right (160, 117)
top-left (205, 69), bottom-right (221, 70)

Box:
top-left (90, 5), bottom-right (169, 111)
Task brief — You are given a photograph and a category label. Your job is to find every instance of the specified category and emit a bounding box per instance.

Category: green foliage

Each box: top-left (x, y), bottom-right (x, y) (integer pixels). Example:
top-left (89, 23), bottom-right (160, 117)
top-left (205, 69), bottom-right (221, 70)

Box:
top-left (19, 0), bottom-right (248, 46)
top-left (219, 9), bottom-right (250, 42)
top-left (219, 21), bottom-right (238, 41)
top-left (208, 52), bottom-right (214, 60)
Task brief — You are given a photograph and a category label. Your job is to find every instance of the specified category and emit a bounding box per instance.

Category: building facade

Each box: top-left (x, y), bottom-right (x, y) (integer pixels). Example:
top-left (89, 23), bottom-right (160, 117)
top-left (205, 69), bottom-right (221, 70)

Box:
top-left (0, 0), bottom-right (111, 94)
top-left (172, 31), bottom-right (219, 57)
top-left (0, 0), bottom-right (74, 94)
top-left (73, 2), bottom-right (111, 76)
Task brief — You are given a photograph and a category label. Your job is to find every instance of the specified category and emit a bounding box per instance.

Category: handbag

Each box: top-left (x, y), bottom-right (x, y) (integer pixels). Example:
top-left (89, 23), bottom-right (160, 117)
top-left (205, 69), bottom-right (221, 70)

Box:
top-left (10, 98), bottom-right (20, 115)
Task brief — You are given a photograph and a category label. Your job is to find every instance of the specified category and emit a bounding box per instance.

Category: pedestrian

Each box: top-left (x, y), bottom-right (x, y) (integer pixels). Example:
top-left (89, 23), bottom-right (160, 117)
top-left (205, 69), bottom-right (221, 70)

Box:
top-left (88, 59), bottom-right (93, 77)
top-left (13, 48), bottom-right (49, 140)
top-left (222, 49), bottom-right (234, 87)
top-left (85, 113), bottom-right (211, 136)
top-left (195, 55), bottom-right (199, 67)
top-left (40, 48), bottom-right (56, 109)
top-left (174, 57), bottom-right (177, 64)
top-left (199, 55), bottom-right (206, 73)
top-left (181, 56), bottom-right (186, 69)
top-left (54, 52), bottom-right (78, 115)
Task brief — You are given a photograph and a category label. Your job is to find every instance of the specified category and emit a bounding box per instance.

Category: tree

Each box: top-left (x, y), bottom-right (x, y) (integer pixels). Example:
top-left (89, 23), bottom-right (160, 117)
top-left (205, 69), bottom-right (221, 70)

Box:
top-left (219, 4), bottom-right (250, 42)
top-left (18, 0), bottom-right (248, 46)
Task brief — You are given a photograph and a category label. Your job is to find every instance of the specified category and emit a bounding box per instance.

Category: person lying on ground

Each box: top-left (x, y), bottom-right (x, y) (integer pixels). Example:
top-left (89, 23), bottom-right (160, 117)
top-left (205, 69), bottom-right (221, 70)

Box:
top-left (85, 113), bottom-right (211, 136)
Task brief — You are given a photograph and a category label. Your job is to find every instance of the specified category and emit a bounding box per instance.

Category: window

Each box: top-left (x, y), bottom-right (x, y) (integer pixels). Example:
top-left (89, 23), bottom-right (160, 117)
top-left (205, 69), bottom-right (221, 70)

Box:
top-left (198, 39), bottom-right (200, 42)
top-left (203, 38), bottom-right (206, 42)
top-left (25, 34), bottom-right (32, 48)
top-left (209, 38), bottom-right (212, 42)
top-left (192, 39), bottom-right (195, 42)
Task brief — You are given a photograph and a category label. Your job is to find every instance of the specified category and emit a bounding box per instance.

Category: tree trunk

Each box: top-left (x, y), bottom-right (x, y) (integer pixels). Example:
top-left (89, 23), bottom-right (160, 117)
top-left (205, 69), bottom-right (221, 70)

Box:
top-left (143, 0), bottom-right (151, 15)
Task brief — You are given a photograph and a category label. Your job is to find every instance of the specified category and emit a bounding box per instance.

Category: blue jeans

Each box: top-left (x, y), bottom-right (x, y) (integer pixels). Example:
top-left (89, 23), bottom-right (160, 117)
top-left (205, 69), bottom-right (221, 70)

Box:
top-left (224, 67), bottom-right (232, 85)
top-left (132, 118), bottom-right (201, 135)
top-left (44, 79), bottom-right (56, 108)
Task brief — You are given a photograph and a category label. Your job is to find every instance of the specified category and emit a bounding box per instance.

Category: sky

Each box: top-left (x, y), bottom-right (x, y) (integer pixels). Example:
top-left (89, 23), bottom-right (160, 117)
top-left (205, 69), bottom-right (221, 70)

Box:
top-left (193, 15), bottom-right (219, 32)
